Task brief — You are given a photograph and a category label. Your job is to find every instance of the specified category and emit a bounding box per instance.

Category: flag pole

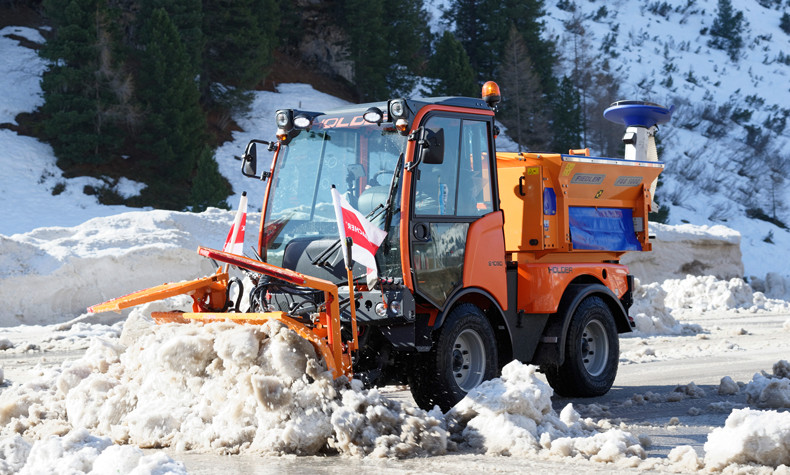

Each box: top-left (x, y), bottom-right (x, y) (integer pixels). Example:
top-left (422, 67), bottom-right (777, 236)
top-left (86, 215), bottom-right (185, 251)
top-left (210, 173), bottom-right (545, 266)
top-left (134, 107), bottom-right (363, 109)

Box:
top-left (344, 237), bottom-right (359, 352)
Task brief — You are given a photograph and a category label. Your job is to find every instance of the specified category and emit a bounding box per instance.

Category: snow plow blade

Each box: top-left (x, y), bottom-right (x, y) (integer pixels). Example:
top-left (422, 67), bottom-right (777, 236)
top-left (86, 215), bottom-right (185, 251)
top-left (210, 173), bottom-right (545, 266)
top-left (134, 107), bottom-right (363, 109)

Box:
top-left (87, 272), bottom-right (229, 314)
top-left (88, 246), bottom-right (353, 379)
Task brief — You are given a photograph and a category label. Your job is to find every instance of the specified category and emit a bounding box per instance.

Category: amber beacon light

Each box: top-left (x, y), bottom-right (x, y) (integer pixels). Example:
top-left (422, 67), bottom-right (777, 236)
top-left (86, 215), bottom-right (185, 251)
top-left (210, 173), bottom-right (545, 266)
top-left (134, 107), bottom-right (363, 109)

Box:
top-left (481, 81), bottom-right (501, 108)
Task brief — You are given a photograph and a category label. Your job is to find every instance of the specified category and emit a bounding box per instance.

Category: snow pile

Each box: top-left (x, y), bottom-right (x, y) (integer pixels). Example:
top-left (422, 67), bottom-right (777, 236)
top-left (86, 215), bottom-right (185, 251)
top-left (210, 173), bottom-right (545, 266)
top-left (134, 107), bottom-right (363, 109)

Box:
top-left (662, 275), bottom-right (790, 314)
top-left (744, 360), bottom-right (790, 409)
top-left (704, 408), bottom-right (790, 469)
top-left (628, 279), bottom-right (688, 335)
top-left (0, 431), bottom-right (185, 474)
top-left (446, 363), bottom-right (645, 463)
top-left (0, 316), bottom-right (659, 463)
top-left (0, 314), bottom-right (449, 458)
top-left (750, 272), bottom-right (790, 301)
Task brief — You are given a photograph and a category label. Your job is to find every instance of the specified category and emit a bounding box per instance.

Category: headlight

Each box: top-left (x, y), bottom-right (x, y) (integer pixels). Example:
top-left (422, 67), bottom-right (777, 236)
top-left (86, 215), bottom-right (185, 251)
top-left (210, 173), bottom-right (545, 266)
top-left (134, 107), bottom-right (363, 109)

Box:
top-left (389, 99), bottom-right (407, 119)
top-left (275, 109), bottom-right (293, 129)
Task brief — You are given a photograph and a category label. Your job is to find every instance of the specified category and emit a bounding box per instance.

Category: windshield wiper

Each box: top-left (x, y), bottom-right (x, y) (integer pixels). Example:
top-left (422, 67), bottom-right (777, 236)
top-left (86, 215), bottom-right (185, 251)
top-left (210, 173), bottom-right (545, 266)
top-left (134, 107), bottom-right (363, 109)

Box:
top-left (311, 152), bottom-right (403, 269)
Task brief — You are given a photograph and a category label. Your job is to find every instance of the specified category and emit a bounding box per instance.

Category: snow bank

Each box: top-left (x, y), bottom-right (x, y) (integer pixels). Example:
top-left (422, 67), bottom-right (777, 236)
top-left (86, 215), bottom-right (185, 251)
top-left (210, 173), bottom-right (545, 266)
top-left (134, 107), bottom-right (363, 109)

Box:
top-left (621, 222), bottom-right (743, 284)
top-left (0, 209), bottom-right (246, 325)
top-left (626, 273), bottom-right (789, 336)
top-left (662, 275), bottom-right (790, 314)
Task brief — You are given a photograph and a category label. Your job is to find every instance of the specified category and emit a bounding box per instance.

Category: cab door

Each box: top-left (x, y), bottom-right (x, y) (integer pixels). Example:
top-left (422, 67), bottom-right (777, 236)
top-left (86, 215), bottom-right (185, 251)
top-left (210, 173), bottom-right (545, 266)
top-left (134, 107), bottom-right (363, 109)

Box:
top-left (409, 114), bottom-right (497, 309)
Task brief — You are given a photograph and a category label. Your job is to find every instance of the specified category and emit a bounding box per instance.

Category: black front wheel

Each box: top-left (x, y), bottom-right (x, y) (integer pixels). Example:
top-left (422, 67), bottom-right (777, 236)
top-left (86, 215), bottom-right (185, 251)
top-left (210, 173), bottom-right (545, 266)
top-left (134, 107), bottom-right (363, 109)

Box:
top-left (544, 295), bottom-right (619, 397)
top-left (410, 303), bottom-right (498, 412)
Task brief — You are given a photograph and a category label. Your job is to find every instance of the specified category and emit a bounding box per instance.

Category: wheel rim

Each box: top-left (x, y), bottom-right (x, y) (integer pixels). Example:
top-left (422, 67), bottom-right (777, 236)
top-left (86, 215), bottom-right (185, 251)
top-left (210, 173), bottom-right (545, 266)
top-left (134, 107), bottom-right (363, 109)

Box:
top-left (451, 328), bottom-right (486, 391)
top-left (580, 319), bottom-right (609, 377)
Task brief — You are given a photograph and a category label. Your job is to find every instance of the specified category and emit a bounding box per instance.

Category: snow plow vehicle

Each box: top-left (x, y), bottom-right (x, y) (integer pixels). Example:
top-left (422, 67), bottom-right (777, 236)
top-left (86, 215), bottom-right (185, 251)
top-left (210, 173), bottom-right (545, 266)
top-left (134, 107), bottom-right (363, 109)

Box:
top-left (89, 82), bottom-right (672, 411)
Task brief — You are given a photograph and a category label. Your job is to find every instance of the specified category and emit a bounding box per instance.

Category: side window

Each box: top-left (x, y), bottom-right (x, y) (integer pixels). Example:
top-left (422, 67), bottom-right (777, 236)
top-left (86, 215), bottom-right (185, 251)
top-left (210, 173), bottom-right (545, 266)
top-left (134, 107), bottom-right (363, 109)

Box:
top-left (414, 116), bottom-right (460, 216)
top-left (458, 120), bottom-right (493, 216)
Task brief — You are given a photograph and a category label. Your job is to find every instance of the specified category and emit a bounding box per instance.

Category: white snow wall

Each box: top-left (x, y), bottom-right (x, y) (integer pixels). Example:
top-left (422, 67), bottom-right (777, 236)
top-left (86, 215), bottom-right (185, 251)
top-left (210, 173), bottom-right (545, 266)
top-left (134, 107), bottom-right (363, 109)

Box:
top-left (0, 209), bottom-right (248, 326)
top-left (622, 222), bottom-right (744, 284)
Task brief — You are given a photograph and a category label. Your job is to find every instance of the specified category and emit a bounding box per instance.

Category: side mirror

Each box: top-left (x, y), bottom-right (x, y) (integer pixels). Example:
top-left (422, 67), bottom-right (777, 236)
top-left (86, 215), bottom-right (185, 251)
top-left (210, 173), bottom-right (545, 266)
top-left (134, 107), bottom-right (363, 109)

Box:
top-left (241, 140), bottom-right (275, 180)
top-left (421, 128), bottom-right (445, 165)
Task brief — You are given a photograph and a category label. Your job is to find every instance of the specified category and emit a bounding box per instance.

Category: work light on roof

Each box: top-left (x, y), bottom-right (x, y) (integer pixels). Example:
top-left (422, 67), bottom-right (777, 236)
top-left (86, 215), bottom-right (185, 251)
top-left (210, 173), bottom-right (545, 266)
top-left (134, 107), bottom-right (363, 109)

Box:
top-left (293, 114), bottom-right (311, 129)
top-left (363, 107), bottom-right (383, 124)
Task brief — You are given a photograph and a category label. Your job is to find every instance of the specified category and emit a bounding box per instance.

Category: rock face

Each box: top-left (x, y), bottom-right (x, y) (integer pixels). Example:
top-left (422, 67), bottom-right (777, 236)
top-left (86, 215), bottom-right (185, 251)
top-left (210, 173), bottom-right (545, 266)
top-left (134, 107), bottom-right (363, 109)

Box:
top-left (622, 223), bottom-right (743, 284)
top-left (290, 0), bottom-right (354, 82)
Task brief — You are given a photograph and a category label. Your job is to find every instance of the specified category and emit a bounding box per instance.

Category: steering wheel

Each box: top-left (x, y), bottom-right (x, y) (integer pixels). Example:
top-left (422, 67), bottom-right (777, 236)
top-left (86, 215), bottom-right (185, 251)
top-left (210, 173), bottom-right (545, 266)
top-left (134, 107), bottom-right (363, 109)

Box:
top-left (370, 169), bottom-right (394, 187)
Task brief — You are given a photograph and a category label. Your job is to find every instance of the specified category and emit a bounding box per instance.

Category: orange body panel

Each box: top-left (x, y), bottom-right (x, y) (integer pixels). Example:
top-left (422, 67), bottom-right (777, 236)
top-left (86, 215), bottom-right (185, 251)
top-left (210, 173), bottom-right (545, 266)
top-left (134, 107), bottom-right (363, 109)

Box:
top-left (516, 262), bottom-right (630, 314)
top-left (462, 211), bottom-right (508, 311)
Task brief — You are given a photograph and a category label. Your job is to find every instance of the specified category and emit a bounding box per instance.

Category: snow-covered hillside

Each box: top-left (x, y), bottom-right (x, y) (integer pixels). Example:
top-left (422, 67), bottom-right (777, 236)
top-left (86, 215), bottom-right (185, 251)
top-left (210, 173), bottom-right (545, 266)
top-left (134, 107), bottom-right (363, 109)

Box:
top-left (539, 0), bottom-right (790, 281)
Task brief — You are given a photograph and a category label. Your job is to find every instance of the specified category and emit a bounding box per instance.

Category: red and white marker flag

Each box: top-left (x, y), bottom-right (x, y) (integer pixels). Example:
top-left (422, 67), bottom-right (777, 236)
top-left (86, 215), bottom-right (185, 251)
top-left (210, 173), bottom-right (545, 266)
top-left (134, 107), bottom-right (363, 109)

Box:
top-left (223, 191), bottom-right (247, 255)
top-left (331, 186), bottom-right (387, 272)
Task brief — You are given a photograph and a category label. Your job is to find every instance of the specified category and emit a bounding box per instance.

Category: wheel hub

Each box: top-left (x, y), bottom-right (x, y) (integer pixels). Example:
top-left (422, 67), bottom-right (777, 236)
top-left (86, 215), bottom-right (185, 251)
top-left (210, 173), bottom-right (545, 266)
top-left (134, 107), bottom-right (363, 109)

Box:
top-left (580, 319), bottom-right (609, 377)
top-left (452, 329), bottom-right (486, 391)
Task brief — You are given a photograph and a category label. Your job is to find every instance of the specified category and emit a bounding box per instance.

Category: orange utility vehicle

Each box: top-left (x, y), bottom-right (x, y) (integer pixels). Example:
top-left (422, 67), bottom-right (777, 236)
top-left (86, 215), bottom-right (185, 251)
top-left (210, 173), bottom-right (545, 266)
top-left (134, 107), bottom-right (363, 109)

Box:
top-left (90, 83), bottom-right (672, 411)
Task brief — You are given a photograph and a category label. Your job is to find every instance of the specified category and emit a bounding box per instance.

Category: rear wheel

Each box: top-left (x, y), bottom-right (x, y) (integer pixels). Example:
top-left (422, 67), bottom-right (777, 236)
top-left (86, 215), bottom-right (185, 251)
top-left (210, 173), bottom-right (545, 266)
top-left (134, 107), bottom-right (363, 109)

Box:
top-left (544, 295), bottom-right (619, 397)
top-left (410, 303), bottom-right (498, 411)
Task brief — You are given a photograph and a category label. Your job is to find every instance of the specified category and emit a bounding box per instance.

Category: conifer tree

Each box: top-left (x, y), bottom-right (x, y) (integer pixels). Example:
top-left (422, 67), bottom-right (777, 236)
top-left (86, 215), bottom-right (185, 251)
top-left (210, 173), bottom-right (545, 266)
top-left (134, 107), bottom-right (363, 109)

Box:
top-left (551, 75), bottom-right (582, 151)
top-left (443, 0), bottom-right (490, 77)
top-left (201, 0), bottom-right (280, 104)
top-left (342, 0), bottom-right (430, 100)
top-left (40, 0), bottom-right (118, 167)
top-left (382, 0), bottom-right (432, 97)
top-left (498, 0), bottom-right (556, 95)
top-left (444, 0), bottom-right (555, 93)
top-left (424, 31), bottom-right (477, 97)
top-left (708, 0), bottom-right (745, 61)
top-left (497, 26), bottom-right (550, 152)
top-left (138, 0), bottom-right (203, 76)
top-left (342, 0), bottom-right (389, 101)
top-left (136, 7), bottom-right (208, 208)
top-left (190, 148), bottom-right (230, 211)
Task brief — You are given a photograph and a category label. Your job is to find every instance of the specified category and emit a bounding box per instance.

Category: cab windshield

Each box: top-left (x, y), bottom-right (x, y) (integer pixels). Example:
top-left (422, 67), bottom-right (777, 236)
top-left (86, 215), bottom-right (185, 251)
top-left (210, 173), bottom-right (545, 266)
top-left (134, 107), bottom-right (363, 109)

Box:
top-left (262, 111), bottom-right (407, 281)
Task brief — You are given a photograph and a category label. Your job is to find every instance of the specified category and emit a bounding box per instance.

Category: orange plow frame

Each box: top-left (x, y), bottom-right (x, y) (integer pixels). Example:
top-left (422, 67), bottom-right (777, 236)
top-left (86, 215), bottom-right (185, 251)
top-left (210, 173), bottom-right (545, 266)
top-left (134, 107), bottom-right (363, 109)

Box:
top-left (88, 246), bottom-right (354, 379)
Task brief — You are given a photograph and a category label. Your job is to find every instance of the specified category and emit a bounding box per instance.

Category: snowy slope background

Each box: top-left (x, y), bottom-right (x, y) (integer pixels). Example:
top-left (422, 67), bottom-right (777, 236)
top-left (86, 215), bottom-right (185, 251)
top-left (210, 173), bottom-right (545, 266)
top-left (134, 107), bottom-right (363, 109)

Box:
top-left (4, 0), bottom-right (790, 288)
